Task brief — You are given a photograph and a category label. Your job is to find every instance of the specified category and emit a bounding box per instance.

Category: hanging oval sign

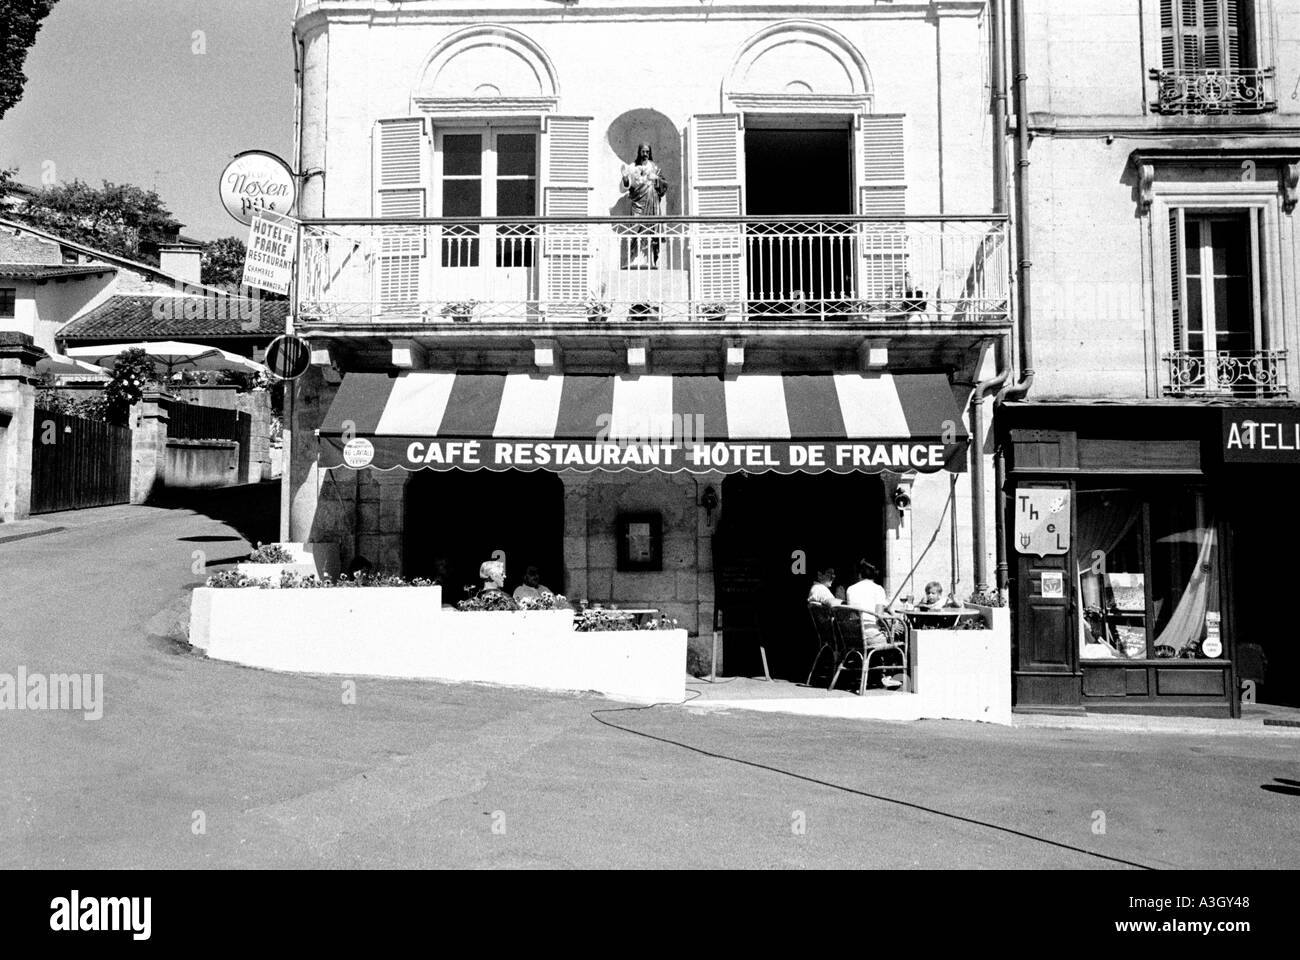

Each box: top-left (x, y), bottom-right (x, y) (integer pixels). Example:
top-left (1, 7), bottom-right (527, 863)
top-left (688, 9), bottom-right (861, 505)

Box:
top-left (220, 151), bottom-right (297, 226)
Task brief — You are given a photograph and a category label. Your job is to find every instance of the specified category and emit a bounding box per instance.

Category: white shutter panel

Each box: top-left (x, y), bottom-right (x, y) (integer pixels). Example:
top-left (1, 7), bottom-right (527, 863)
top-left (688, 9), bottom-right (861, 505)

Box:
top-left (854, 114), bottom-right (909, 303)
top-left (373, 117), bottom-right (429, 319)
top-left (688, 114), bottom-right (745, 311)
top-left (540, 115), bottom-right (591, 318)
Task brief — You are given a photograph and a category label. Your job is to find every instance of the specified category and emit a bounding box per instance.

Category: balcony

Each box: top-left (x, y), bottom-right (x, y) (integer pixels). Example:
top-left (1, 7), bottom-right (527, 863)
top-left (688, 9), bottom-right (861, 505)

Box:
top-left (296, 216), bottom-right (1010, 332)
top-left (1149, 67), bottom-right (1277, 116)
top-left (1162, 350), bottom-right (1288, 398)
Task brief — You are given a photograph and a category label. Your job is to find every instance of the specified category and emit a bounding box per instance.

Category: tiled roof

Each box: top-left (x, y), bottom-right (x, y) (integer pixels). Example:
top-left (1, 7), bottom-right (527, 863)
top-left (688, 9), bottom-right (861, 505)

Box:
top-left (0, 263), bottom-right (117, 280)
top-left (58, 294), bottom-right (289, 340)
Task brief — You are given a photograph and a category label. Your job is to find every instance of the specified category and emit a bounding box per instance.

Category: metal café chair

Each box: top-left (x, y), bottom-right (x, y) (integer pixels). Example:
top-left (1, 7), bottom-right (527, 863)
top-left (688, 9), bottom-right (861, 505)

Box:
top-left (830, 605), bottom-right (908, 695)
top-left (805, 602), bottom-right (838, 685)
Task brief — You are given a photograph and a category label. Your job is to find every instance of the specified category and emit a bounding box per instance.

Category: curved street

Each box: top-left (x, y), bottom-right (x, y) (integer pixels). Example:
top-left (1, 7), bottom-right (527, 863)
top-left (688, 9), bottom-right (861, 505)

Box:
top-left (2, 490), bottom-right (1298, 869)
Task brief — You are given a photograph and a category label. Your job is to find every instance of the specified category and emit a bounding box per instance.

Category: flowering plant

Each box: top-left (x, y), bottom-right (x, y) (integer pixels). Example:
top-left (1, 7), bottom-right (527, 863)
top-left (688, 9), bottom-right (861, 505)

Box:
top-left (246, 543), bottom-right (295, 564)
top-left (440, 300), bottom-right (479, 322)
top-left (456, 591), bottom-right (520, 611)
top-left (204, 570), bottom-right (435, 589)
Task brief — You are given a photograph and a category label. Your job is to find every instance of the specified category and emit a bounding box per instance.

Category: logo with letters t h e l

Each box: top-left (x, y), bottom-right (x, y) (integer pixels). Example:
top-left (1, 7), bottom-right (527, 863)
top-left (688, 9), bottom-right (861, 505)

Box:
top-left (1015, 486), bottom-right (1071, 557)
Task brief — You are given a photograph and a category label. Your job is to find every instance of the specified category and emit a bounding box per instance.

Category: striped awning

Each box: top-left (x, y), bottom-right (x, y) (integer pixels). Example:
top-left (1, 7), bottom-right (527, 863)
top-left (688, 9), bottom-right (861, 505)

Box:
top-left (319, 372), bottom-right (969, 475)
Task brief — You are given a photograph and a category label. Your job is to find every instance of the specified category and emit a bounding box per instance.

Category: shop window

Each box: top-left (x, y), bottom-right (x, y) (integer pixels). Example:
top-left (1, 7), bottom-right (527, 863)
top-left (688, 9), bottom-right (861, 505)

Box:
top-left (1166, 207), bottom-right (1279, 396)
top-left (1076, 485), bottom-right (1221, 662)
top-left (0, 288), bottom-right (15, 318)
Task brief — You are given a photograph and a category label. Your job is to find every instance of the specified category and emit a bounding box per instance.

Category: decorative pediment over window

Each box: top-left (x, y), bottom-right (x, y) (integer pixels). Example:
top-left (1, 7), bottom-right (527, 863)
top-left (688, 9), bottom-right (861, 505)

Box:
top-left (724, 20), bottom-right (872, 113)
top-left (414, 25), bottom-right (559, 116)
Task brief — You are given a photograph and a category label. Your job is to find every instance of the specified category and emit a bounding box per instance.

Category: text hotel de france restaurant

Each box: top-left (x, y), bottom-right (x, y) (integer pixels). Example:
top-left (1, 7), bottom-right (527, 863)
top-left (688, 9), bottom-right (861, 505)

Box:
top-left (285, 4), bottom-right (1010, 695)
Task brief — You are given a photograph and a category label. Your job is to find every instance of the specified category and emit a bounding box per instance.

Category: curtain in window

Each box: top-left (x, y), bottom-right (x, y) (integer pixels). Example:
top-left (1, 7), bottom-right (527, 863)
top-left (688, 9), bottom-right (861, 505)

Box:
top-left (1153, 522), bottom-right (1219, 656)
top-left (1074, 491), bottom-right (1143, 656)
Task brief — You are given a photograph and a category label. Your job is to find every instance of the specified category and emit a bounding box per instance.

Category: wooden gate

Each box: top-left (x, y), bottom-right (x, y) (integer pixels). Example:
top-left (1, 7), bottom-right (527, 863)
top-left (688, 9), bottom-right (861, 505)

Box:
top-left (30, 410), bottom-right (133, 514)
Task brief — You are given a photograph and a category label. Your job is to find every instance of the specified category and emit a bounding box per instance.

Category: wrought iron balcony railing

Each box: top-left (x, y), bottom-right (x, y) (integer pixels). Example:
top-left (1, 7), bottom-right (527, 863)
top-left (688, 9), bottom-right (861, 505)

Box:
top-left (1149, 67), bottom-right (1277, 115)
top-left (296, 215), bottom-right (1010, 327)
top-left (1162, 350), bottom-right (1288, 398)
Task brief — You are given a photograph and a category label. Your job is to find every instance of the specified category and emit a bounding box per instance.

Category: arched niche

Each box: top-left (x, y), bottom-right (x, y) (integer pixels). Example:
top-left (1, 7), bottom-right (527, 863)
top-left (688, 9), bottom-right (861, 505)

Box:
top-left (414, 25), bottom-right (560, 114)
top-left (723, 20), bottom-right (872, 113)
top-left (604, 109), bottom-right (682, 217)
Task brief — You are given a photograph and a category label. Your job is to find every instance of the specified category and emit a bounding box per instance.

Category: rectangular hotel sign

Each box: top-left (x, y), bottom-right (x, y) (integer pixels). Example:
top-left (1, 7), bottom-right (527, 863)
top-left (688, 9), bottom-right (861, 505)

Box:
top-left (324, 437), bottom-right (968, 475)
top-left (241, 213), bottom-right (296, 295)
top-left (1222, 409), bottom-right (1300, 463)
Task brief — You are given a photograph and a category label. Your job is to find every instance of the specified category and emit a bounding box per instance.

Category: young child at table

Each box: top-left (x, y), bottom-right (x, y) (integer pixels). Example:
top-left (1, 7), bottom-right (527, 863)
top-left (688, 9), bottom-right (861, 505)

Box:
top-left (916, 581), bottom-right (945, 610)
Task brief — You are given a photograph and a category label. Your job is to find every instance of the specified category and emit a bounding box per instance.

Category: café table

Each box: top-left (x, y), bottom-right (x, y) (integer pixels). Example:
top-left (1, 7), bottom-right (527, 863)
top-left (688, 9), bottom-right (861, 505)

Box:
top-left (902, 607), bottom-right (984, 629)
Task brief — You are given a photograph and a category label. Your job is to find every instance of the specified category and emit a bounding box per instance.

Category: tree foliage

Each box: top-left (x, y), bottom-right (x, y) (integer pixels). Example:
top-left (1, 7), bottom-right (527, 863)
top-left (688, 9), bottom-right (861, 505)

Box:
top-left (201, 236), bottom-right (248, 289)
top-left (10, 179), bottom-right (181, 264)
top-left (0, 1), bottom-right (59, 120)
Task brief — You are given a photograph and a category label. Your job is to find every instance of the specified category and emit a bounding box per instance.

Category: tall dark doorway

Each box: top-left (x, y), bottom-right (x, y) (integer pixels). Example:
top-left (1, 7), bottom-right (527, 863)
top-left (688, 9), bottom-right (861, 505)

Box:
top-left (743, 126), bottom-right (854, 319)
top-left (1227, 472), bottom-right (1300, 707)
top-left (715, 472), bottom-right (885, 680)
top-left (404, 470), bottom-right (564, 602)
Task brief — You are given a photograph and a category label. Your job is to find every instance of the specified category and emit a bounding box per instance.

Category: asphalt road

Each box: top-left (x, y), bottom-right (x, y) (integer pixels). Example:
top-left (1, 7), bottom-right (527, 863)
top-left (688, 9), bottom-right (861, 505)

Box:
top-left (1, 491), bottom-right (1298, 869)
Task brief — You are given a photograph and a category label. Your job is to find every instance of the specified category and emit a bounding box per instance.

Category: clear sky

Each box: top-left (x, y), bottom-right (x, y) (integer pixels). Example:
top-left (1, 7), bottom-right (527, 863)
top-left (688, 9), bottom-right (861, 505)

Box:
top-left (0, 0), bottom-right (294, 242)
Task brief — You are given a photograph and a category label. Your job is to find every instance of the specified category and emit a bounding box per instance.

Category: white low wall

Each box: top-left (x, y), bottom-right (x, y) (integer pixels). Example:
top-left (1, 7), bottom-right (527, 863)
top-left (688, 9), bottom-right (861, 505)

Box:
top-left (911, 605), bottom-right (1012, 725)
top-left (189, 587), bottom-right (687, 703)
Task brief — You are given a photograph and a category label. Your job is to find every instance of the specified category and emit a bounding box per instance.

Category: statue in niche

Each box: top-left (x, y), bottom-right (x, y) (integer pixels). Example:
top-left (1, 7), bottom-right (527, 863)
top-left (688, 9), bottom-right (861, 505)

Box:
top-left (620, 142), bottom-right (669, 267)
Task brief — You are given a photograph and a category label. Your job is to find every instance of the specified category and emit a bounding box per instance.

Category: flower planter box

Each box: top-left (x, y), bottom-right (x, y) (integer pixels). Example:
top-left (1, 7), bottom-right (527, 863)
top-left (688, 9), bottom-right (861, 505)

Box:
top-left (189, 588), bottom-right (686, 703)
top-left (910, 604), bottom-right (1011, 725)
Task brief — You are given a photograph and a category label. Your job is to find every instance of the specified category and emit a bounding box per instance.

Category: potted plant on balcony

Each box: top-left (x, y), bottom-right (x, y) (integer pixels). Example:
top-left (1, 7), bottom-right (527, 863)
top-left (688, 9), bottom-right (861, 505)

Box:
top-left (440, 300), bottom-right (479, 323)
top-left (628, 302), bottom-right (659, 322)
top-left (585, 285), bottom-right (611, 323)
top-left (698, 301), bottom-right (729, 322)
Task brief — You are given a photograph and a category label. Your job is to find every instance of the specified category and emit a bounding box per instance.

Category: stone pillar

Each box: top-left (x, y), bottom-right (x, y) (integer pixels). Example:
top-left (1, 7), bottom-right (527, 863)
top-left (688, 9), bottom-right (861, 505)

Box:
top-left (235, 389), bottom-right (272, 483)
top-left (882, 472), bottom-right (915, 600)
top-left (288, 366), bottom-right (338, 543)
top-left (561, 471), bottom-right (590, 601)
top-left (0, 333), bottom-right (42, 523)
top-left (129, 390), bottom-right (172, 505)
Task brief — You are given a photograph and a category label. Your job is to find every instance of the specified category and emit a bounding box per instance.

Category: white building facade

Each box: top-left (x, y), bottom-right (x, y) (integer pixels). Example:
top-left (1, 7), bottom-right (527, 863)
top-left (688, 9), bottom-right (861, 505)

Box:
top-left (1004, 0), bottom-right (1300, 716)
top-left (288, 0), bottom-right (1010, 679)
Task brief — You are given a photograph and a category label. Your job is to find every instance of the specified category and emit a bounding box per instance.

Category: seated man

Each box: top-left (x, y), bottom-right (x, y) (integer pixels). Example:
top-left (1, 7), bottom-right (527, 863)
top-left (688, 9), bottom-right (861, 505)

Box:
top-left (807, 566), bottom-right (842, 607)
top-left (845, 560), bottom-right (902, 688)
top-left (512, 565), bottom-right (554, 603)
top-left (845, 560), bottom-right (894, 616)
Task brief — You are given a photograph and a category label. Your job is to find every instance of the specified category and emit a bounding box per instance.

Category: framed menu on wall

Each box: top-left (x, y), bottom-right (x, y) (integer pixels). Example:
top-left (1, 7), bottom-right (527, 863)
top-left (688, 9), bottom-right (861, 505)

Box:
top-left (617, 513), bottom-right (662, 571)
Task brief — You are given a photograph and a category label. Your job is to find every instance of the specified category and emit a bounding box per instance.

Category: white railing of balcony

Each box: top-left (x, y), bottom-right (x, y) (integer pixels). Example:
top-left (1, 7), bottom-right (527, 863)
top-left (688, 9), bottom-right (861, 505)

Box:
top-left (1149, 67), bottom-right (1277, 115)
top-left (1162, 350), bottom-right (1288, 398)
top-left (297, 216), bottom-right (1010, 326)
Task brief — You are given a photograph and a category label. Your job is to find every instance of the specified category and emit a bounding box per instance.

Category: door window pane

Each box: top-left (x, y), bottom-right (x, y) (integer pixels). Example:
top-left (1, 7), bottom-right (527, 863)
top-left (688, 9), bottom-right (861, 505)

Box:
top-left (443, 135), bottom-right (482, 175)
top-left (496, 134), bottom-right (536, 177)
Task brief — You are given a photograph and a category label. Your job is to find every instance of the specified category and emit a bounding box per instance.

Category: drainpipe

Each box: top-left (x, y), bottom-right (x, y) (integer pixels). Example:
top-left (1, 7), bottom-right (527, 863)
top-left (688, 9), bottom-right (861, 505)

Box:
top-left (990, 0), bottom-right (1008, 217)
top-left (970, 336), bottom-right (1010, 595)
top-left (997, 0), bottom-right (1034, 405)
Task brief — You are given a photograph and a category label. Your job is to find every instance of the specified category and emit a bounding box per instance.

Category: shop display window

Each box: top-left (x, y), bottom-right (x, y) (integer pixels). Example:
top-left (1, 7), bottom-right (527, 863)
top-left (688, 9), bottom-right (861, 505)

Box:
top-left (1076, 484), bottom-right (1221, 661)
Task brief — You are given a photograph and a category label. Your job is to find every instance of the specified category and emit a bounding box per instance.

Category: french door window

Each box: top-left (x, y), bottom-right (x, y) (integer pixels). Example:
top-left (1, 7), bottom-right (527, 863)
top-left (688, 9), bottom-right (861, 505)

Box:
top-left (437, 128), bottom-right (538, 269)
top-left (1167, 208), bottom-right (1270, 394)
top-left (1155, 1), bottom-right (1274, 113)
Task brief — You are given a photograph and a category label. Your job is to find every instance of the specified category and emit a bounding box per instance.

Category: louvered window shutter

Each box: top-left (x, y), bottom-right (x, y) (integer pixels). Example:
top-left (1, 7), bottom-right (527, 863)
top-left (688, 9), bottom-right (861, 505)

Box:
top-left (373, 117), bottom-right (429, 317)
top-left (855, 114), bottom-right (909, 302)
top-left (1160, 0), bottom-right (1179, 69)
top-left (687, 114), bottom-right (745, 311)
top-left (1165, 0), bottom-right (1245, 73)
top-left (540, 115), bottom-right (591, 318)
top-left (1169, 208), bottom-right (1186, 353)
